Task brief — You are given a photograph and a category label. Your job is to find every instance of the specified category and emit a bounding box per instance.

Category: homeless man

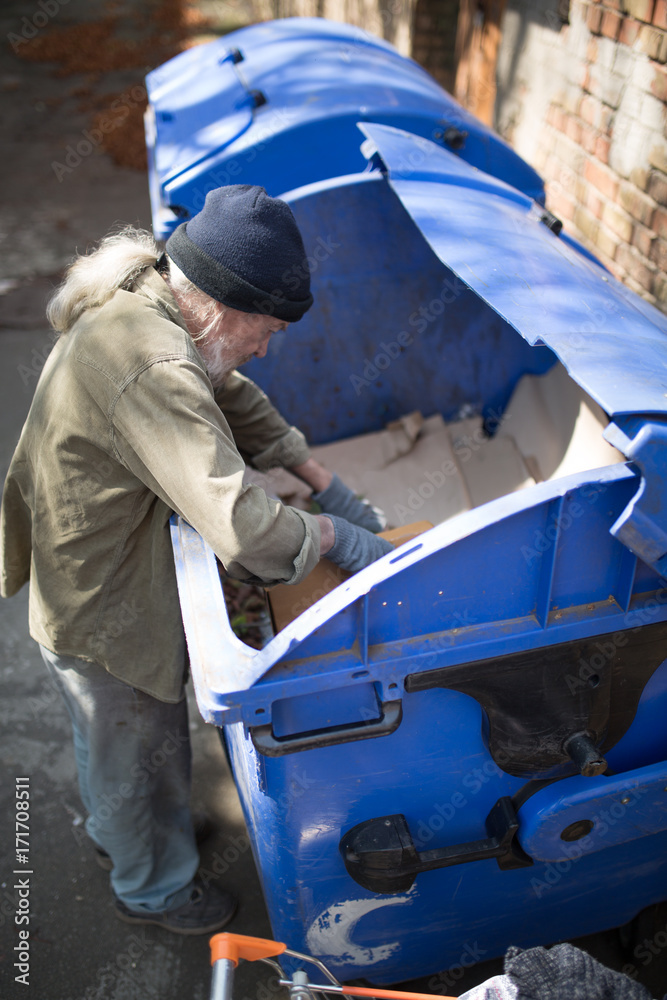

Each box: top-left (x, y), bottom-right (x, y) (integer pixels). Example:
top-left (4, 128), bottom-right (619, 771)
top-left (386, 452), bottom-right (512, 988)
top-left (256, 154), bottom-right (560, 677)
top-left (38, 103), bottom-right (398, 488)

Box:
top-left (0, 185), bottom-right (392, 935)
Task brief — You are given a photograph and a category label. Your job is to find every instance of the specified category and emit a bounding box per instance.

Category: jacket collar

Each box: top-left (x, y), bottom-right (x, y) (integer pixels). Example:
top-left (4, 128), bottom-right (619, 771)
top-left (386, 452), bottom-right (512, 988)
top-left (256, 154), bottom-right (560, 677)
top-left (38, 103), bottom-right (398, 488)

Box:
top-left (132, 266), bottom-right (190, 334)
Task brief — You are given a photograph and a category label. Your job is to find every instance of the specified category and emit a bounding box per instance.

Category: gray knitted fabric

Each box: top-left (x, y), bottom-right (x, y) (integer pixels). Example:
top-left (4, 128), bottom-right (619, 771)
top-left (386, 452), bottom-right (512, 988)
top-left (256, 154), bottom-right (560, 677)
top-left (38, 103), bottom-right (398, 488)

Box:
top-left (504, 944), bottom-right (653, 1000)
top-left (458, 944), bottom-right (656, 1000)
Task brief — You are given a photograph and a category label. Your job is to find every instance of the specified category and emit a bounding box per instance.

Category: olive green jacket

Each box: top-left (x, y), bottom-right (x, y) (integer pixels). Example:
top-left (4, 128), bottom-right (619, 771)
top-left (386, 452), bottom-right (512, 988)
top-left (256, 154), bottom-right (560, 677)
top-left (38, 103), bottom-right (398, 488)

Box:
top-left (0, 268), bottom-right (320, 701)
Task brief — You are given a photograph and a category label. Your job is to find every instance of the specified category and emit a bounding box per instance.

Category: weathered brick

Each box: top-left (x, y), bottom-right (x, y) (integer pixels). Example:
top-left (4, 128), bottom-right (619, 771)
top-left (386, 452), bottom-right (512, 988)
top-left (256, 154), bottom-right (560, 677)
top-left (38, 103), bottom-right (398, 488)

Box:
top-left (620, 180), bottom-right (658, 223)
top-left (648, 168), bottom-right (667, 201)
top-left (652, 203), bottom-right (667, 236)
top-left (596, 35), bottom-right (620, 70)
top-left (616, 243), bottom-right (657, 291)
top-left (586, 184), bottom-right (606, 217)
top-left (587, 37), bottom-right (599, 62)
top-left (547, 188), bottom-right (577, 222)
top-left (654, 0), bottom-right (667, 28)
top-left (595, 133), bottom-right (611, 162)
top-left (650, 61), bottom-right (667, 99)
top-left (553, 131), bottom-right (588, 173)
top-left (595, 224), bottom-right (622, 259)
top-left (602, 9), bottom-right (622, 37)
top-left (650, 234), bottom-right (667, 267)
top-left (547, 104), bottom-right (566, 131)
top-left (602, 200), bottom-right (634, 240)
top-left (587, 5), bottom-right (603, 32)
top-left (566, 114), bottom-right (583, 143)
top-left (623, 273), bottom-right (658, 303)
top-left (587, 65), bottom-right (626, 106)
top-left (649, 139), bottom-right (667, 171)
top-left (575, 205), bottom-right (601, 243)
top-left (630, 164), bottom-right (652, 189)
top-left (653, 270), bottom-right (667, 304)
top-left (581, 122), bottom-right (599, 153)
top-left (585, 157), bottom-right (621, 199)
top-left (640, 90), bottom-right (667, 128)
top-left (578, 93), bottom-right (614, 131)
top-left (638, 24), bottom-right (667, 59)
top-left (632, 220), bottom-right (657, 255)
top-left (625, 0), bottom-right (655, 21)
top-left (619, 16), bottom-right (643, 45)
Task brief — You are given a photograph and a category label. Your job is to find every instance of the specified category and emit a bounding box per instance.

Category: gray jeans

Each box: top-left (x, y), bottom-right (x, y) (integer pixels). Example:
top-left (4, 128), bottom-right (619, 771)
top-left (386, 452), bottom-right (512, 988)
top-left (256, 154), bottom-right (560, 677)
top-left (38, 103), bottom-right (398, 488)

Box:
top-left (40, 645), bottom-right (199, 912)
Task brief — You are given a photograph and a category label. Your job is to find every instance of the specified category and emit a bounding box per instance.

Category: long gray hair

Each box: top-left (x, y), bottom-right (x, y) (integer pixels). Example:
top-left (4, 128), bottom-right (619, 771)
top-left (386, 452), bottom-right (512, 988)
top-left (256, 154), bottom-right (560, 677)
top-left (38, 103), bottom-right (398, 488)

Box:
top-left (46, 225), bottom-right (225, 341)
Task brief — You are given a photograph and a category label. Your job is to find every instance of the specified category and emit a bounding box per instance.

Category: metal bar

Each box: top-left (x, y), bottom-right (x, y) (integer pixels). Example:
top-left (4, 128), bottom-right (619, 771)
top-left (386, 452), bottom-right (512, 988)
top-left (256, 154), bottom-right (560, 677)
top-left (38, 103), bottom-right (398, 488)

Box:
top-left (210, 959), bottom-right (236, 1000)
top-left (278, 980), bottom-right (457, 1000)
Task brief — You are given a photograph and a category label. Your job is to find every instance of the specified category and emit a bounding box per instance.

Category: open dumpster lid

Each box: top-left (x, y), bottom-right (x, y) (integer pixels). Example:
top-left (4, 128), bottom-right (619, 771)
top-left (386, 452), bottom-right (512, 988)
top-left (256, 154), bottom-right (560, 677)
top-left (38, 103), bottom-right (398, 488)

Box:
top-left (359, 123), bottom-right (667, 424)
top-left (359, 123), bottom-right (667, 574)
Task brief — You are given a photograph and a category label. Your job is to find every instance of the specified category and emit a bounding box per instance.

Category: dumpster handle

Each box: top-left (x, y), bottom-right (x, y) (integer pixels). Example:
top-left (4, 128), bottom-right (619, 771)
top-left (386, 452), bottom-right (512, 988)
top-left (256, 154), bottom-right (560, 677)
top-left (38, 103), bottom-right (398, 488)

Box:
top-left (340, 797), bottom-right (532, 893)
top-left (249, 699), bottom-right (403, 757)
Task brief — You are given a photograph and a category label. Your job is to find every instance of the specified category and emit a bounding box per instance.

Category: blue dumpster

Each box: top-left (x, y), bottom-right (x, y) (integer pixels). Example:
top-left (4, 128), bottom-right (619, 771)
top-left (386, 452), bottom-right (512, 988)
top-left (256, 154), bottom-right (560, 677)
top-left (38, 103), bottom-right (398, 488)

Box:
top-left (168, 123), bottom-right (667, 983)
top-left (144, 17), bottom-right (545, 240)
top-left (158, 29), bottom-right (667, 988)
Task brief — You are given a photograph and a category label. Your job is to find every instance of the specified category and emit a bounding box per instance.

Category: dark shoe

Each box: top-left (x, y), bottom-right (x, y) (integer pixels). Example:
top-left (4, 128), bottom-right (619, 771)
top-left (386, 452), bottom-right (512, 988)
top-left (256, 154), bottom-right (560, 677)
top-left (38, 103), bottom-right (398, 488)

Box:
top-left (114, 880), bottom-right (237, 935)
top-left (94, 811), bottom-right (214, 871)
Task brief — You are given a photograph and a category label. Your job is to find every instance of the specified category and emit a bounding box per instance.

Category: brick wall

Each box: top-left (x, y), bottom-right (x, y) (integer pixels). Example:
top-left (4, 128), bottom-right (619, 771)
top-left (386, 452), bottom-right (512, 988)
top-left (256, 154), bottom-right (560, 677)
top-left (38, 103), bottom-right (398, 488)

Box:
top-left (496, 0), bottom-right (667, 311)
top-left (250, 0), bottom-right (417, 55)
top-left (411, 0), bottom-right (460, 93)
top-left (249, 0), bottom-right (460, 82)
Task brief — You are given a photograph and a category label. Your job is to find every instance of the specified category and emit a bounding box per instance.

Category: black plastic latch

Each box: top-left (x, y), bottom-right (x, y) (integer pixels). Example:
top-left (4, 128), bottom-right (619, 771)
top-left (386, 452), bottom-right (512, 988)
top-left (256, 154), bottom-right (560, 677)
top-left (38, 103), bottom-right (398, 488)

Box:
top-left (250, 90), bottom-right (268, 109)
top-left (220, 48), bottom-right (244, 65)
top-left (340, 797), bottom-right (532, 894)
top-left (433, 126), bottom-right (468, 151)
top-left (539, 208), bottom-right (563, 235)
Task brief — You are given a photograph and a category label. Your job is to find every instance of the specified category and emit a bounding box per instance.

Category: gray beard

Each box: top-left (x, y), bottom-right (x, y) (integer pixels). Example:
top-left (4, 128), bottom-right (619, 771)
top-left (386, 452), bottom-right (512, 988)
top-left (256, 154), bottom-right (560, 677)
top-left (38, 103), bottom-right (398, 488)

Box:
top-left (197, 334), bottom-right (246, 389)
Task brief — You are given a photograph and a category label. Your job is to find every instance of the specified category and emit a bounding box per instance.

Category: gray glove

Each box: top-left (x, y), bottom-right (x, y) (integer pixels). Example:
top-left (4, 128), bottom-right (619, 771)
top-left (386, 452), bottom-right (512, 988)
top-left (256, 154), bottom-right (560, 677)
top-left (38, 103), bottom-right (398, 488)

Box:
top-left (326, 515), bottom-right (393, 574)
top-left (313, 473), bottom-right (387, 532)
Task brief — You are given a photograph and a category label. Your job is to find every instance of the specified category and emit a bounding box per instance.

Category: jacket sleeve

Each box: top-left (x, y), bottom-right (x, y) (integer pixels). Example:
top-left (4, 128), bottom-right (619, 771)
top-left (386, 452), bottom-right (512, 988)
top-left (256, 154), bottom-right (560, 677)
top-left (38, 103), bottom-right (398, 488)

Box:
top-left (0, 462), bottom-right (33, 598)
top-left (213, 370), bottom-right (311, 471)
top-left (110, 358), bottom-right (320, 585)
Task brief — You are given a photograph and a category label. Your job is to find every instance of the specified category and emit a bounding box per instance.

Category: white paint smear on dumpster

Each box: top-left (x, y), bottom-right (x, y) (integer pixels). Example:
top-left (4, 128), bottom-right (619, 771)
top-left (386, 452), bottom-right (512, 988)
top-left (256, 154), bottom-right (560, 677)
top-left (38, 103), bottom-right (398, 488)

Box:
top-left (305, 889), bottom-right (416, 967)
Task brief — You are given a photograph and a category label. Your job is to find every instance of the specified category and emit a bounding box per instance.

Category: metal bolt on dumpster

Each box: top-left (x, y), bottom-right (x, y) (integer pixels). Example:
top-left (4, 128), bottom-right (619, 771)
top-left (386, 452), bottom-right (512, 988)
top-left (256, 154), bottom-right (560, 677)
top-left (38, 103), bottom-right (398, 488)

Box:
top-left (149, 17), bottom-right (667, 987)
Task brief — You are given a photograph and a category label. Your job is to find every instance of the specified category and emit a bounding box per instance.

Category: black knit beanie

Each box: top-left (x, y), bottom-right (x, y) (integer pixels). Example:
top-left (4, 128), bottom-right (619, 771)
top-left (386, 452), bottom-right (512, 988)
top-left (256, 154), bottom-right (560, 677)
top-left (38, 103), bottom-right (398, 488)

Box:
top-left (166, 185), bottom-right (313, 322)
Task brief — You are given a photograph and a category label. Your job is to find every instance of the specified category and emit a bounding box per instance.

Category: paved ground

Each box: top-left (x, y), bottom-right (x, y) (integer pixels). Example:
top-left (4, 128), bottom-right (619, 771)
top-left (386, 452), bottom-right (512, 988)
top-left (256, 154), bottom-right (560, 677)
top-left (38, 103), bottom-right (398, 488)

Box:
top-left (1, 1), bottom-right (666, 998)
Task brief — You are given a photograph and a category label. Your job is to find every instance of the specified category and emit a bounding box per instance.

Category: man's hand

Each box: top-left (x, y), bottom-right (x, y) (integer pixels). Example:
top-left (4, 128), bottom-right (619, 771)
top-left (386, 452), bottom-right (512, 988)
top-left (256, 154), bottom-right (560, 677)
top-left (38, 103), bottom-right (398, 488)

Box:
top-left (316, 515), bottom-right (393, 574)
top-left (312, 473), bottom-right (387, 533)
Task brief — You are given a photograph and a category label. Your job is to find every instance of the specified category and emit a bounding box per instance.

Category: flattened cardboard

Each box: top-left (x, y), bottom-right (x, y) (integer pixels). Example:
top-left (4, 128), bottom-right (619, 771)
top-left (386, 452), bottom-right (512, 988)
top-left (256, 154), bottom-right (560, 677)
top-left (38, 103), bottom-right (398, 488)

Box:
top-left (267, 521), bottom-right (433, 632)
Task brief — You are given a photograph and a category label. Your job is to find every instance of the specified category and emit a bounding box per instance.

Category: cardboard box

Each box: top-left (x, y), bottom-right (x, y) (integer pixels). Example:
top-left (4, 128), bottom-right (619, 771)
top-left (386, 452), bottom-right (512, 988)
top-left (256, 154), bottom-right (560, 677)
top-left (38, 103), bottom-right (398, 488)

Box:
top-left (267, 521), bottom-right (433, 632)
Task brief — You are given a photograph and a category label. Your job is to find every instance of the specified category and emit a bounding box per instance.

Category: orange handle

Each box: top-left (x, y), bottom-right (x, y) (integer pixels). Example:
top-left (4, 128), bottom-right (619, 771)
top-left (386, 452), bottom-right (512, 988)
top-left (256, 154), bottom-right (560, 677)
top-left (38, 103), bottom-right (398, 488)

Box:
top-left (210, 932), bottom-right (287, 967)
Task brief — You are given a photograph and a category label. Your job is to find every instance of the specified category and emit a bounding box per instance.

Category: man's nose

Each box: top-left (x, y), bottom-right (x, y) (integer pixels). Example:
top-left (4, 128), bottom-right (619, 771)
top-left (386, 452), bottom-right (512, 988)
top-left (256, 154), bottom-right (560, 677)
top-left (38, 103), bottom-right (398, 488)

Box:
top-left (254, 336), bottom-right (271, 358)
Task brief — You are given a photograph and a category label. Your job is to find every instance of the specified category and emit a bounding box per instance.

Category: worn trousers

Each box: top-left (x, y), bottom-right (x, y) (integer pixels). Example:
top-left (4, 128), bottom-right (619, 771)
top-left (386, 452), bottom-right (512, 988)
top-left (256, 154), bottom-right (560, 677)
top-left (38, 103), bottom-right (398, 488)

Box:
top-left (40, 645), bottom-right (199, 912)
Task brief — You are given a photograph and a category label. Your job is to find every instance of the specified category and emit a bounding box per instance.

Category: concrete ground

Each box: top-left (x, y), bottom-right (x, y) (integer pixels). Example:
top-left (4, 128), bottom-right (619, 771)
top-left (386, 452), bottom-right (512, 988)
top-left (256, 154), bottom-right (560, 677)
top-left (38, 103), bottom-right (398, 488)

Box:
top-left (0, 1), bottom-right (666, 998)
